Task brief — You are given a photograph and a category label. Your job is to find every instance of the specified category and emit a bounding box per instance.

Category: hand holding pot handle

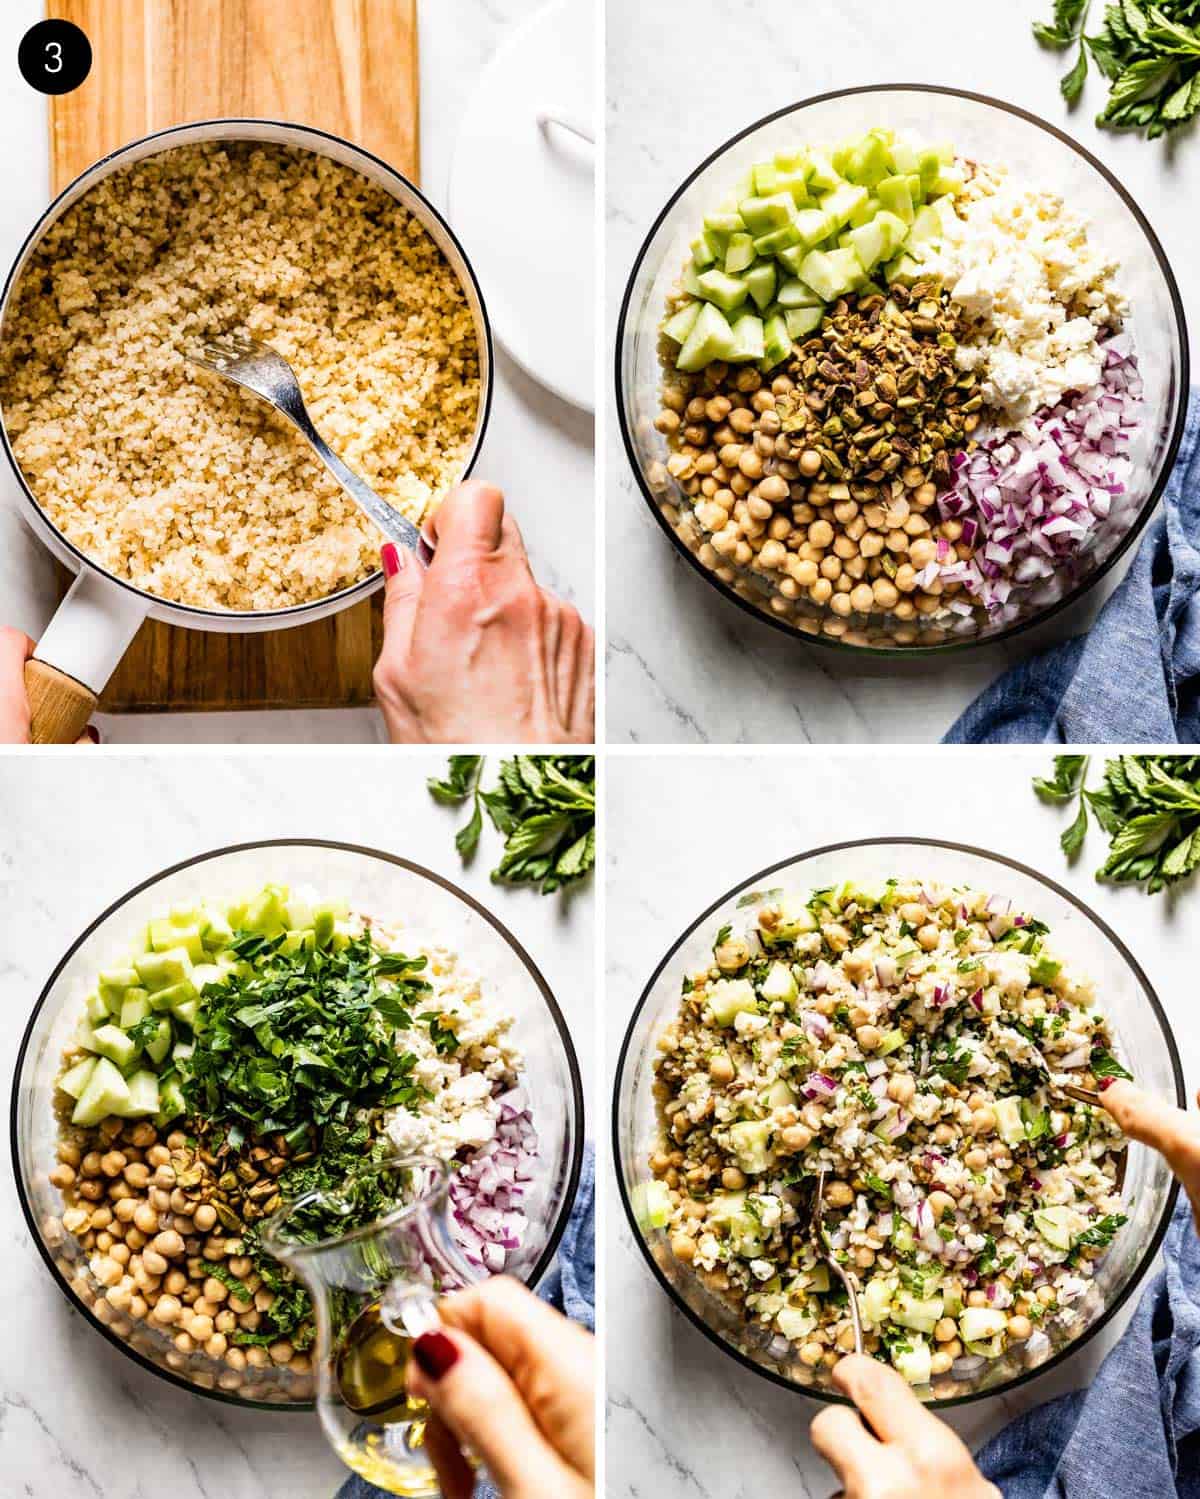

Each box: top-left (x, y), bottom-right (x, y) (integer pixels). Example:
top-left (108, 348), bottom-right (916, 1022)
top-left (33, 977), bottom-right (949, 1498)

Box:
top-left (0, 626), bottom-right (97, 744)
top-left (23, 658), bottom-right (98, 744)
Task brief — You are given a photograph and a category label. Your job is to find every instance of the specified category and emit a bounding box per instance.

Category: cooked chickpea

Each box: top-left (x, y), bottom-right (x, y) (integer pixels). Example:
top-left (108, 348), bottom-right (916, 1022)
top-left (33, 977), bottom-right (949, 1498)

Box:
top-left (934, 1317), bottom-right (957, 1343)
top-left (916, 923), bottom-right (940, 951)
top-left (1007, 1315), bottom-right (1032, 1341)
top-left (927, 1191), bottom-right (955, 1223)
top-left (887, 1074), bottom-right (915, 1105)
top-left (824, 1180), bottom-right (854, 1208)
top-left (930, 1351), bottom-right (954, 1376)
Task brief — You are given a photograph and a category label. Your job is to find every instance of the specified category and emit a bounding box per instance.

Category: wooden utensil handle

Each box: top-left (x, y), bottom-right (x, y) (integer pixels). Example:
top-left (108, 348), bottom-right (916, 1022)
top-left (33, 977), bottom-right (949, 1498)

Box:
top-left (24, 659), bottom-right (98, 744)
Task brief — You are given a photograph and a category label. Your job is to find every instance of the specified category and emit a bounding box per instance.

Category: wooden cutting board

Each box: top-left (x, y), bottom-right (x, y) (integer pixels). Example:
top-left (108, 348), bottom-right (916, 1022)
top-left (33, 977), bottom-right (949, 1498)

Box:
top-left (44, 0), bottom-right (418, 712)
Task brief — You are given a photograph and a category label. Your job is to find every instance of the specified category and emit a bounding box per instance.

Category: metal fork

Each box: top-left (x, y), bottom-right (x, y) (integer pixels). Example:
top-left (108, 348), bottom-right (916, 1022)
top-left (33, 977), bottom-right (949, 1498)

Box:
top-left (188, 334), bottom-right (434, 565)
top-left (799, 1167), bottom-right (863, 1356)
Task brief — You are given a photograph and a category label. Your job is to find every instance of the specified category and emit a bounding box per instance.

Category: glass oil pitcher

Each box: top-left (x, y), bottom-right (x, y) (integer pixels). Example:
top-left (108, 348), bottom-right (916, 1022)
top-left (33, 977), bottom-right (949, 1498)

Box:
top-left (263, 1155), bottom-right (484, 1496)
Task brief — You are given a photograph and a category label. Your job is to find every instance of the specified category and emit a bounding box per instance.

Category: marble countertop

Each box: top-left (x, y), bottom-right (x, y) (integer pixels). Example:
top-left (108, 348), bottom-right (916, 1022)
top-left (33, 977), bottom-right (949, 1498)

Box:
top-left (0, 751), bottom-right (594, 1498)
top-left (0, 0), bottom-right (593, 745)
top-left (605, 0), bottom-right (1199, 744)
top-left (605, 749), bottom-right (1198, 1496)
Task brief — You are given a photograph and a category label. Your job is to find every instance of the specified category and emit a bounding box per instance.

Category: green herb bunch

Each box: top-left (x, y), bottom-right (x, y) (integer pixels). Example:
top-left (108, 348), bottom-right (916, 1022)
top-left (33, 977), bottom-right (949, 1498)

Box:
top-left (1034, 0), bottom-right (1200, 136)
top-left (429, 754), bottom-right (595, 894)
top-left (176, 932), bottom-right (433, 1144)
top-left (1034, 754), bottom-right (1200, 891)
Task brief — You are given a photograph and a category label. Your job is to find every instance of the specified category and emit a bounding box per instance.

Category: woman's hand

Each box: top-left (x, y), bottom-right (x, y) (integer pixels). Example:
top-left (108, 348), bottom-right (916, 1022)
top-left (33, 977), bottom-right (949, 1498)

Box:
top-left (810, 1355), bottom-right (999, 1499)
top-left (405, 1276), bottom-right (594, 1499)
top-left (1101, 1080), bottom-right (1200, 1230)
top-left (0, 626), bottom-right (97, 745)
top-left (373, 481), bottom-right (594, 744)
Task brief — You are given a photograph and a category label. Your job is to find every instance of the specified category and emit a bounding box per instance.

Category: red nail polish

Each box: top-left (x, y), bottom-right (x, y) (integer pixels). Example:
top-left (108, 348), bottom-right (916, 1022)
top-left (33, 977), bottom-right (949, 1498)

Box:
top-left (412, 1330), bottom-right (459, 1381)
top-left (381, 543), bottom-right (401, 578)
top-left (1099, 1077), bottom-right (1115, 1092)
top-left (85, 725), bottom-right (100, 744)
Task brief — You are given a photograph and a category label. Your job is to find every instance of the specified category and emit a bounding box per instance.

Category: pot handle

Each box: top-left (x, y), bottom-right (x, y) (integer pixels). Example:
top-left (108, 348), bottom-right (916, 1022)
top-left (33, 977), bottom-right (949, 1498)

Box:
top-left (25, 568), bottom-right (147, 744)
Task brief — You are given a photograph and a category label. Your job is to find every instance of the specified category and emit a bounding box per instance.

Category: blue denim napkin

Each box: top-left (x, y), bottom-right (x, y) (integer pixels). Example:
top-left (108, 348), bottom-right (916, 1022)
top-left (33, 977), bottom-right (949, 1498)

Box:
top-left (945, 393), bottom-right (1200, 743)
top-left (336, 1143), bottom-right (595, 1499)
top-left (977, 1194), bottom-right (1200, 1498)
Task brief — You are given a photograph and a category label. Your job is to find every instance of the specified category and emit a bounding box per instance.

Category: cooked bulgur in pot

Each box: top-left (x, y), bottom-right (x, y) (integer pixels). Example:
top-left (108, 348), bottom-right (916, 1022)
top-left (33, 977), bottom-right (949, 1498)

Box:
top-left (0, 142), bottom-right (481, 612)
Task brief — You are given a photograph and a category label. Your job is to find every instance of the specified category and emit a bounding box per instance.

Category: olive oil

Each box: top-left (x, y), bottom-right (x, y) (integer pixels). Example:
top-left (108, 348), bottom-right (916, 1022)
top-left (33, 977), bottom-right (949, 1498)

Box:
top-left (336, 1301), bottom-right (427, 1423)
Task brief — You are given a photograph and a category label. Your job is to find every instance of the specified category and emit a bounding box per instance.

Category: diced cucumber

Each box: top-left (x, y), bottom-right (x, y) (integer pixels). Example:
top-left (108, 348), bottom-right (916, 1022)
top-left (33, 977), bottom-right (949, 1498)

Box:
top-left (58, 1057), bottom-right (97, 1100)
top-left (906, 203), bottom-right (943, 249)
top-left (707, 977), bottom-right (758, 1027)
top-left (117, 1070), bottom-right (161, 1119)
top-left (76, 1019), bottom-right (100, 1054)
top-left (752, 222), bottom-right (803, 257)
top-left (632, 1179), bottom-right (671, 1231)
top-left (844, 132), bottom-right (891, 187)
top-left (784, 307), bottom-right (824, 341)
top-left (777, 277), bottom-right (821, 309)
top-left (806, 151), bottom-right (841, 191)
top-left (876, 175), bottom-right (915, 224)
top-left (724, 232), bottom-right (756, 275)
top-left (862, 1275), bottom-right (897, 1326)
top-left (119, 991), bottom-right (152, 1029)
top-left (818, 182), bottom-right (869, 231)
top-left (279, 928), bottom-right (318, 956)
top-left (752, 161), bottom-right (781, 196)
top-left (776, 1306), bottom-right (817, 1342)
top-left (877, 1027), bottom-right (906, 1057)
top-left (92, 1023), bottom-right (138, 1070)
top-left (85, 992), bottom-right (109, 1026)
top-left (729, 1119), bottom-right (775, 1175)
top-left (744, 261), bottom-right (777, 312)
top-left (994, 1095), bottom-right (1025, 1148)
top-left (1029, 955), bottom-right (1061, 987)
top-left (142, 1016), bottom-right (172, 1066)
top-left (155, 1074), bottom-right (186, 1127)
top-left (690, 233), bottom-right (717, 270)
top-left (958, 1306), bottom-right (1007, 1343)
top-left (1034, 1205), bottom-right (1086, 1251)
top-left (847, 219), bottom-right (890, 274)
top-left (705, 209), bottom-right (745, 236)
top-left (244, 885), bottom-right (289, 937)
top-left (887, 140), bottom-right (920, 175)
top-left (135, 947), bottom-right (193, 993)
top-left (738, 192), bottom-right (795, 236)
top-left (681, 262), bottom-right (704, 298)
top-left (728, 311), bottom-right (765, 363)
top-left (708, 1191), bottom-right (764, 1257)
top-left (775, 169), bottom-right (812, 206)
top-left (188, 963), bottom-right (227, 993)
top-left (148, 918), bottom-right (205, 962)
top-left (792, 207), bottom-right (833, 248)
top-left (696, 268), bottom-right (749, 314)
top-left (891, 1291), bottom-right (944, 1335)
top-left (892, 1337), bottom-right (932, 1386)
top-left (760, 962), bottom-right (799, 1005)
top-left (199, 905), bottom-right (234, 951)
top-left (676, 302), bottom-right (736, 373)
top-left (171, 997), bottom-right (199, 1029)
top-left (98, 967), bottom-right (140, 1015)
top-left (72, 1056), bottom-right (131, 1127)
top-left (147, 977), bottom-right (198, 1013)
top-left (172, 1039), bottom-right (195, 1063)
top-left (765, 1078), bottom-right (797, 1108)
top-left (798, 248), bottom-right (865, 303)
top-left (760, 313), bottom-right (792, 372)
top-left (312, 906), bottom-right (338, 950)
top-left (929, 164), bottom-right (965, 197)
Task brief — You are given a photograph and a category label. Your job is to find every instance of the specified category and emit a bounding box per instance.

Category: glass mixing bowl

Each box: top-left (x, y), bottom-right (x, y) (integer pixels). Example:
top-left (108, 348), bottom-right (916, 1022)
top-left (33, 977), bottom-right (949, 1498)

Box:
top-left (613, 837), bottom-right (1183, 1408)
top-left (615, 85), bottom-right (1190, 654)
top-left (12, 840), bottom-right (584, 1410)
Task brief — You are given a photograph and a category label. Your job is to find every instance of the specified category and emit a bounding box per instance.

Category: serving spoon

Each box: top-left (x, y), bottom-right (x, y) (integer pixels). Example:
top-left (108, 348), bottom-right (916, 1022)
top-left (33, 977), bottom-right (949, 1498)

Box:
top-left (797, 1167), bottom-right (863, 1356)
top-left (187, 334), bottom-right (434, 565)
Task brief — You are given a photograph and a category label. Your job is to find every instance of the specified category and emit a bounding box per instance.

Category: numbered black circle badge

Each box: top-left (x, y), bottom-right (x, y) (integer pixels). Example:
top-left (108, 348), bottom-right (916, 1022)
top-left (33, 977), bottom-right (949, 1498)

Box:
top-left (19, 19), bottom-right (92, 96)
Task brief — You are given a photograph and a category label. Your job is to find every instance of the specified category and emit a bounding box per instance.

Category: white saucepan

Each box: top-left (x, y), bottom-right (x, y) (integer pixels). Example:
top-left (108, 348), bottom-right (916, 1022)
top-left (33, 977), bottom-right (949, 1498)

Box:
top-left (0, 118), bottom-right (494, 742)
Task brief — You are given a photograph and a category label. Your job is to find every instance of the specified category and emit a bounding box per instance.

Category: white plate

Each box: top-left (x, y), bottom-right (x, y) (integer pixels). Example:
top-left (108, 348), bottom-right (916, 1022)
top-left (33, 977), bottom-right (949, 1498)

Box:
top-left (448, 0), bottom-right (595, 412)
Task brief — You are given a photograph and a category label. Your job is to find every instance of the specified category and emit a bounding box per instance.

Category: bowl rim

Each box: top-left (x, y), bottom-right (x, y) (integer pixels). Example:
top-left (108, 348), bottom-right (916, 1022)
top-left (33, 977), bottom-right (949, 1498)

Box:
top-left (0, 116), bottom-right (496, 626)
top-left (611, 833), bottom-right (1184, 1409)
top-left (11, 837), bottom-right (585, 1411)
top-left (614, 83), bottom-right (1191, 658)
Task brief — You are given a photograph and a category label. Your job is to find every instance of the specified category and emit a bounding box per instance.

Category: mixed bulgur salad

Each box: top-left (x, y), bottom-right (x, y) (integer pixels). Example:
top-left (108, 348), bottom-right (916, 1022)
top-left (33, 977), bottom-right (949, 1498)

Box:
top-left (641, 877), bottom-right (1131, 1393)
top-left (46, 884), bottom-right (536, 1400)
top-left (652, 126), bottom-right (1143, 644)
